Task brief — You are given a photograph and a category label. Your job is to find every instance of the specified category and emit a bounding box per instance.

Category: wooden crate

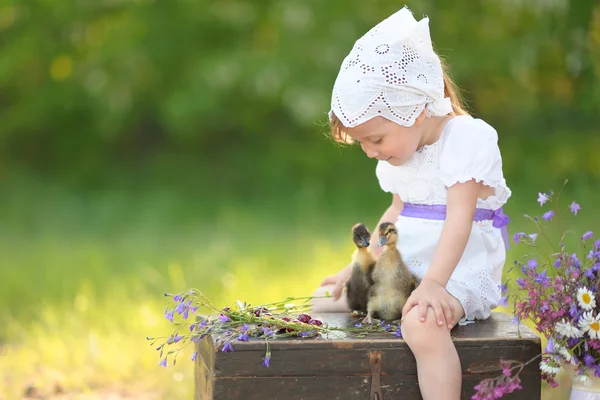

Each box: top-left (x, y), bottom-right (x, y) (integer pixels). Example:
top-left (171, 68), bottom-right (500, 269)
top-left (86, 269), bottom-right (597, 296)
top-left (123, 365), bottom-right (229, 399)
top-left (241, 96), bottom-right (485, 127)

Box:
top-left (196, 312), bottom-right (541, 399)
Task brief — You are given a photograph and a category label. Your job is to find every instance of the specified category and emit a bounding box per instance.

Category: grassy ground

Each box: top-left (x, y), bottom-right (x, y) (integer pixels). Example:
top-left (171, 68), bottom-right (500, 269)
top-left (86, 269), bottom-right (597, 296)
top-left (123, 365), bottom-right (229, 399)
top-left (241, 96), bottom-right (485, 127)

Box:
top-left (1, 171), bottom-right (597, 399)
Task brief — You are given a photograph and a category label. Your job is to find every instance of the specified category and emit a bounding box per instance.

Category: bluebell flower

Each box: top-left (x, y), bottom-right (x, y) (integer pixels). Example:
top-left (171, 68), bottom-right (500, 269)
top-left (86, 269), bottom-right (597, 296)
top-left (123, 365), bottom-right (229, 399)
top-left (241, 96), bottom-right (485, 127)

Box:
top-left (570, 202), bottom-right (581, 215)
top-left (221, 342), bottom-right (234, 352)
top-left (537, 193), bottom-right (549, 206)
top-left (219, 314), bottom-right (230, 323)
top-left (191, 351), bottom-right (198, 361)
top-left (165, 310), bottom-right (175, 323)
top-left (498, 297), bottom-right (508, 307)
top-left (159, 358), bottom-right (168, 367)
top-left (237, 333), bottom-right (249, 342)
top-left (583, 231), bottom-right (594, 241)
top-left (262, 353), bottom-right (271, 368)
top-left (174, 302), bottom-right (186, 315)
top-left (528, 259), bottom-right (538, 270)
top-left (543, 210), bottom-right (554, 221)
top-left (534, 270), bottom-right (549, 285)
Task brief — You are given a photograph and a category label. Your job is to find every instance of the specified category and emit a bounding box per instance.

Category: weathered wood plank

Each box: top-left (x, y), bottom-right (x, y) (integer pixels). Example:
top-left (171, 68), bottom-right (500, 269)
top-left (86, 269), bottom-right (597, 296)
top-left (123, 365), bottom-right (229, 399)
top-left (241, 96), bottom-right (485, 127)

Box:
top-left (211, 375), bottom-right (539, 400)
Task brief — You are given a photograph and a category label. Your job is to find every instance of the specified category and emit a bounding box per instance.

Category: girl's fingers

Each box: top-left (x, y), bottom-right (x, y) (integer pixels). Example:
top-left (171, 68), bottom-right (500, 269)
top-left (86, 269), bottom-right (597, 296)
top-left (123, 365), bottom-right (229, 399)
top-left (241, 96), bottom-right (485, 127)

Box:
top-left (442, 301), bottom-right (454, 329)
top-left (418, 300), bottom-right (429, 322)
top-left (432, 300), bottom-right (445, 327)
top-left (320, 276), bottom-right (337, 286)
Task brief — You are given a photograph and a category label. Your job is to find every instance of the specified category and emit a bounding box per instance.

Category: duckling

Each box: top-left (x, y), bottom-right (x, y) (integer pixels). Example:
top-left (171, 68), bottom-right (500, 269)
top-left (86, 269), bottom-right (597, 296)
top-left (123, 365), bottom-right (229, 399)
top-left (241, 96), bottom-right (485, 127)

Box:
top-left (345, 223), bottom-right (375, 315)
top-left (363, 222), bottom-right (418, 324)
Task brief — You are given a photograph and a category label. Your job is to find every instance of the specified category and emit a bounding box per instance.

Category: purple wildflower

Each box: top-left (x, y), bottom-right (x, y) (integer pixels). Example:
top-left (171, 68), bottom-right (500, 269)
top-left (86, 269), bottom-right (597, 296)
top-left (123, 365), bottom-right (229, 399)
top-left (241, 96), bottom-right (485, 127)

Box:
top-left (189, 306), bottom-right (199, 314)
top-left (545, 338), bottom-right (555, 353)
top-left (221, 342), bottom-right (234, 352)
top-left (355, 323), bottom-right (363, 328)
top-left (513, 232), bottom-right (526, 244)
top-left (219, 314), bottom-right (230, 323)
top-left (587, 269), bottom-right (596, 279)
top-left (173, 335), bottom-right (183, 343)
top-left (199, 319), bottom-right (208, 328)
top-left (498, 283), bottom-right (508, 294)
top-left (570, 202), bottom-right (581, 215)
top-left (262, 353), bottom-right (271, 368)
top-left (540, 303), bottom-right (549, 312)
top-left (241, 323), bottom-right (249, 332)
top-left (393, 327), bottom-right (402, 337)
top-left (159, 358), bottom-right (167, 367)
top-left (569, 303), bottom-right (578, 318)
top-left (298, 331), bottom-right (312, 337)
top-left (554, 258), bottom-right (561, 268)
top-left (165, 310), bottom-right (175, 323)
top-left (534, 270), bottom-right (549, 285)
top-left (585, 354), bottom-right (595, 367)
top-left (499, 297), bottom-right (508, 307)
top-left (382, 324), bottom-right (392, 332)
top-left (173, 294), bottom-right (184, 302)
top-left (543, 210), bottom-right (554, 221)
top-left (529, 233), bottom-right (538, 242)
top-left (537, 193), bottom-right (549, 206)
top-left (595, 240), bottom-right (600, 250)
top-left (174, 302), bottom-right (186, 315)
top-left (237, 333), bottom-right (249, 342)
top-left (511, 316), bottom-right (520, 324)
top-left (528, 259), bottom-right (538, 269)
top-left (516, 278), bottom-right (525, 288)
top-left (262, 327), bottom-right (274, 336)
top-left (190, 324), bottom-right (196, 332)
top-left (182, 308), bottom-right (189, 320)
top-left (191, 351), bottom-right (198, 361)
top-left (572, 253), bottom-right (581, 269)
top-left (583, 231), bottom-right (594, 241)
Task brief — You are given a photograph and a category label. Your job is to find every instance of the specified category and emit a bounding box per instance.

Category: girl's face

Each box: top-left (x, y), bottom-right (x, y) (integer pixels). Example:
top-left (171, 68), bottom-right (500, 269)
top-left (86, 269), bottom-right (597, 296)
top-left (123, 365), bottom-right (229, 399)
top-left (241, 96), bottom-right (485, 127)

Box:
top-left (345, 114), bottom-right (425, 167)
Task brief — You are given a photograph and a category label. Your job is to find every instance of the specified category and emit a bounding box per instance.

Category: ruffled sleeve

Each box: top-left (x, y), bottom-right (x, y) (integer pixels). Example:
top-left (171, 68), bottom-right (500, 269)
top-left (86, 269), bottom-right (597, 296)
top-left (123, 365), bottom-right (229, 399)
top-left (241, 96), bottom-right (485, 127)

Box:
top-left (439, 116), bottom-right (511, 206)
top-left (375, 160), bottom-right (397, 193)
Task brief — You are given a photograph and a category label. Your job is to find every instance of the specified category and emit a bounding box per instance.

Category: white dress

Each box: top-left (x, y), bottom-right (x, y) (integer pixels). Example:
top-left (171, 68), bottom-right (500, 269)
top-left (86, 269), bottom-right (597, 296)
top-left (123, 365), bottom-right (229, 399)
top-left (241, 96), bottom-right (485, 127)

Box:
top-left (375, 115), bottom-right (511, 324)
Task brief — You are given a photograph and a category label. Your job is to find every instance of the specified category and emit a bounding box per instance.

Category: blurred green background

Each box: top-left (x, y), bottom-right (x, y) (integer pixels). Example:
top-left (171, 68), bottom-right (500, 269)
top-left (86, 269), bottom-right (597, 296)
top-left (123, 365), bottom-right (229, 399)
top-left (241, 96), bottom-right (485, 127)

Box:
top-left (1, 0), bottom-right (599, 398)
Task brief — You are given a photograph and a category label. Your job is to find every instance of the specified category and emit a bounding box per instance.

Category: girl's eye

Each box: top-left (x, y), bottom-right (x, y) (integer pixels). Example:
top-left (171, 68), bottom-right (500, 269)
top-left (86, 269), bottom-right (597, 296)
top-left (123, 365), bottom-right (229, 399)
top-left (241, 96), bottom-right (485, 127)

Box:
top-left (373, 138), bottom-right (383, 144)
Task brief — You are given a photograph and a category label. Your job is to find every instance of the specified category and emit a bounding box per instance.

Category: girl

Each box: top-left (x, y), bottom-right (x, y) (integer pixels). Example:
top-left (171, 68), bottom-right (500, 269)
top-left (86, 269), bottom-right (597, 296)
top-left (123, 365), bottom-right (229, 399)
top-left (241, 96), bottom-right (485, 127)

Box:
top-left (312, 7), bottom-right (511, 400)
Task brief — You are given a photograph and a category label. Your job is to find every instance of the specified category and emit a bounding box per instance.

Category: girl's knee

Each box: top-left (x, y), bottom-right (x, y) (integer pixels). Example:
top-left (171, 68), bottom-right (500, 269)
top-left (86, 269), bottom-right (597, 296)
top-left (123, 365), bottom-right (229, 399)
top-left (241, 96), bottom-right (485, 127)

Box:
top-left (402, 307), bottom-right (450, 353)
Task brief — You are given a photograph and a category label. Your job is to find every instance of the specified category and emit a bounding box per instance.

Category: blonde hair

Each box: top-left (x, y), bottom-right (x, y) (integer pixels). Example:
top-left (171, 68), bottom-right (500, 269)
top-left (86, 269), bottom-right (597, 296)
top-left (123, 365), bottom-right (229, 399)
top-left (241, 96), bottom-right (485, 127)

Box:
top-left (329, 58), bottom-right (469, 144)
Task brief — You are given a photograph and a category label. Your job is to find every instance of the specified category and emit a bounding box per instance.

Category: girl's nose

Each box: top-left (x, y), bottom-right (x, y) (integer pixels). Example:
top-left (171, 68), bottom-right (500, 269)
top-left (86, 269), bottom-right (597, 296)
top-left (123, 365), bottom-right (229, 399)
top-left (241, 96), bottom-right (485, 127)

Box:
top-left (360, 142), bottom-right (379, 159)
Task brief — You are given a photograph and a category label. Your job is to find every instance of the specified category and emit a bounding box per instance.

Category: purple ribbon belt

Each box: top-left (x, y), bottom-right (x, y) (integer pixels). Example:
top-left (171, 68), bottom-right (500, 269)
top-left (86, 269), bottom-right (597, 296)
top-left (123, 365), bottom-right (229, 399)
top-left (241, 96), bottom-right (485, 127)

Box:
top-left (400, 203), bottom-right (510, 249)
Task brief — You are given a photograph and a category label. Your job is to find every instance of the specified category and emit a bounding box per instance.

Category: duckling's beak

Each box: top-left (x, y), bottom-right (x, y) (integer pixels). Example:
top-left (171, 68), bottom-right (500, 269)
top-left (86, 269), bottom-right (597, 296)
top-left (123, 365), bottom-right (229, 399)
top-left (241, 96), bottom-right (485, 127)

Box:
top-left (378, 235), bottom-right (388, 246)
top-left (361, 237), bottom-right (370, 247)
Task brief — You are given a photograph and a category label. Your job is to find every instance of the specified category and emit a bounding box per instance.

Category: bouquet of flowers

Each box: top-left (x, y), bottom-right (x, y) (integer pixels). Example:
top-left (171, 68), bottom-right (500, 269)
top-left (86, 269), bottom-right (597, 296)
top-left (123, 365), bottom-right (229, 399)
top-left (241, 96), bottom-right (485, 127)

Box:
top-left (148, 291), bottom-right (402, 368)
top-left (473, 185), bottom-right (600, 399)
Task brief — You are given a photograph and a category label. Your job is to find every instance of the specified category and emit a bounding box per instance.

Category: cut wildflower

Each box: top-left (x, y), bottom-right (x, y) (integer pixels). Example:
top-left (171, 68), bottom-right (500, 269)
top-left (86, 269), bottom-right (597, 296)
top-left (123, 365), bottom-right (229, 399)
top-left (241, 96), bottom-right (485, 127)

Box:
top-left (538, 193), bottom-right (549, 206)
top-left (577, 287), bottom-right (596, 311)
top-left (579, 312), bottom-right (600, 340)
top-left (582, 231), bottom-right (594, 241)
top-left (570, 201), bottom-right (581, 215)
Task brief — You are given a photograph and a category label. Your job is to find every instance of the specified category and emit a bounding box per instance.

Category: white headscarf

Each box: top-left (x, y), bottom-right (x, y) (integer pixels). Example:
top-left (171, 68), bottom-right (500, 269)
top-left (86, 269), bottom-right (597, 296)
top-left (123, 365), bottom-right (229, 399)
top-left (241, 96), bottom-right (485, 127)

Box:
top-left (330, 7), bottom-right (452, 128)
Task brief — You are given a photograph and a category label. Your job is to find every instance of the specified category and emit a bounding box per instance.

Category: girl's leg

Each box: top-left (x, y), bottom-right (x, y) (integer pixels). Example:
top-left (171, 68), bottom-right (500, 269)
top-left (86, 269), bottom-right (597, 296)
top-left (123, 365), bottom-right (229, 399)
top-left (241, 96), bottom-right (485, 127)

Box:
top-left (401, 296), bottom-right (465, 400)
top-left (309, 284), bottom-right (351, 313)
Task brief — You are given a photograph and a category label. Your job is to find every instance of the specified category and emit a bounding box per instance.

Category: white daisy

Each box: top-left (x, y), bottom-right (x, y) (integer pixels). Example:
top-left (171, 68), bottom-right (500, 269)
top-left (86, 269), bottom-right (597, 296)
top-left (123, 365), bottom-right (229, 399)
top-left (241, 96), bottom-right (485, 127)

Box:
top-left (579, 311), bottom-right (600, 339)
top-left (577, 287), bottom-right (596, 311)
top-left (555, 344), bottom-right (575, 364)
top-left (539, 360), bottom-right (562, 375)
top-left (574, 374), bottom-right (590, 386)
top-left (555, 319), bottom-right (583, 338)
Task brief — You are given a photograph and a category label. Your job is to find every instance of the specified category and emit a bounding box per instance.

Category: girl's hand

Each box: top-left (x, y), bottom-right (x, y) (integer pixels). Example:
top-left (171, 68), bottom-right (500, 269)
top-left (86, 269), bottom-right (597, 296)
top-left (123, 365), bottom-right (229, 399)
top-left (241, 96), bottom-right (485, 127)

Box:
top-left (319, 264), bottom-right (352, 300)
top-left (401, 278), bottom-right (455, 329)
